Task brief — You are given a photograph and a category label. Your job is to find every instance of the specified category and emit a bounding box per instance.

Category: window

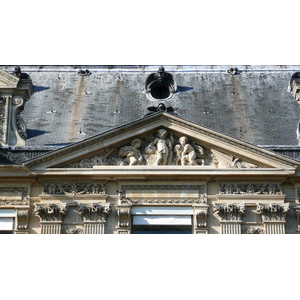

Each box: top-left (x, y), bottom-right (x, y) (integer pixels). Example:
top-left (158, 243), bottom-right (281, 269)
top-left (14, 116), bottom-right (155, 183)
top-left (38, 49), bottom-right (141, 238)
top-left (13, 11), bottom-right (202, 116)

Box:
top-left (0, 209), bottom-right (15, 234)
top-left (131, 206), bottom-right (193, 234)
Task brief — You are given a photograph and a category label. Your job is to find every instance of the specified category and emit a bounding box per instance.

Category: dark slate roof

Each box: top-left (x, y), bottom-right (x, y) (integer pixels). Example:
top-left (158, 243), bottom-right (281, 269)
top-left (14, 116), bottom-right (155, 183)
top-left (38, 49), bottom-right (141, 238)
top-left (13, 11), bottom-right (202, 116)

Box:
top-left (1, 65), bottom-right (300, 150)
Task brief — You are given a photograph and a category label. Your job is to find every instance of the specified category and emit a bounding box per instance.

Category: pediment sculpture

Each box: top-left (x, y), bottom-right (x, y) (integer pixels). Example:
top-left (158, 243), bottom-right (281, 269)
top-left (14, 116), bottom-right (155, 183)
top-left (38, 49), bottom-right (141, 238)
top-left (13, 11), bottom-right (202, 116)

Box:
top-left (64, 128), bottom-right (262, 169)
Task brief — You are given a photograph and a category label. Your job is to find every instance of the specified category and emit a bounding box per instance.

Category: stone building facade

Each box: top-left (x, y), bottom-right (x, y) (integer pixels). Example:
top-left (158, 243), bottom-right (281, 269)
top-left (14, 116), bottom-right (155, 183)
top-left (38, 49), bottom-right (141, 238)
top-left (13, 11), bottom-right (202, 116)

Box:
top-left (1, 65), bottom-right (300, 234)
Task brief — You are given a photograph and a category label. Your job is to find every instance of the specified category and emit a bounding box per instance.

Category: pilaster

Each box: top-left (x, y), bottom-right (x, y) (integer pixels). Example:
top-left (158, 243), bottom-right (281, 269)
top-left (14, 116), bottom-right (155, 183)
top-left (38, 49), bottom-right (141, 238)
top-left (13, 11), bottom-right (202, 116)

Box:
top-left (35, 203), bottom-right (68, 234)
top-left (77, 203), bottom-right (111, 234)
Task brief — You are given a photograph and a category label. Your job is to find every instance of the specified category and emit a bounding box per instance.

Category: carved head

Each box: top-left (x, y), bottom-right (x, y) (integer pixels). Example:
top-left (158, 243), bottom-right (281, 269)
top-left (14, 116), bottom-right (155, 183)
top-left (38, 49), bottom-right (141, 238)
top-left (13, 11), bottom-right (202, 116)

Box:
top-left (131, 138), bottom-right (142, 148)
top-left (179, 136), bottom-right (188, 145)
top-left (157, 129), bottom-right (167, 139)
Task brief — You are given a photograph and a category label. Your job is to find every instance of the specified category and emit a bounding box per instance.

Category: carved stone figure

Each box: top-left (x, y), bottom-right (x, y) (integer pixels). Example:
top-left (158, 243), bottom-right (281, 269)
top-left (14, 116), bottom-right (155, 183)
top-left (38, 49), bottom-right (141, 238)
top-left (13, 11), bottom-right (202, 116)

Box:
top-left (211, 149), bottom-right (259, 169)
top-left (145, 129), bottom-right (173, 165)
top-left (118, 138), bottom-right (143, 166)
top-left (178, 136), bottom-right (197, 165)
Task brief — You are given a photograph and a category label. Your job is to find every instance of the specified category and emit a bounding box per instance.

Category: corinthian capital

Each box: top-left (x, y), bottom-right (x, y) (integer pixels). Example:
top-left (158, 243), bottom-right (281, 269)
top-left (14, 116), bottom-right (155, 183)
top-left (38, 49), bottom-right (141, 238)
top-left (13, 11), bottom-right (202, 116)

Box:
top-left (78, 203), bottom-right (111, 222)
top-left (256, 203), bottom-right (289, 222)
top-left (213, 203), bottom-right (245, 221)
top-left (35, 203), bottom-right (68, 222)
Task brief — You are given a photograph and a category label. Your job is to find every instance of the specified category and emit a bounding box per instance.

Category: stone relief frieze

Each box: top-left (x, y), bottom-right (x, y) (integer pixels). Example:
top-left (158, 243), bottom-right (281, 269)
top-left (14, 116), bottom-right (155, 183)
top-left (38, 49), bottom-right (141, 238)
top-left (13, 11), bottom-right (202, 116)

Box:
top-left (119, 184), bottom-right (207, 204)
top-left (0, 186), bottom-right (30, 206)
top-left (256, 203), bottom-right (289, 222)
top-left (242, 227), bottom-right (264, 234)
top-left (63, 129), bottom-right (262, 168)
top-left (213, 203), bottom-right (246, 221)
top-left (63, 227), bottom-right (84, 234)
top-left (220, 183), bottom-right (282, 195)
top-left (77, 203), bottom-right (111, 222)
top-left (35, 203), bottom-right (68, 222)
top-left (42, 183), bottom-right (105, 196)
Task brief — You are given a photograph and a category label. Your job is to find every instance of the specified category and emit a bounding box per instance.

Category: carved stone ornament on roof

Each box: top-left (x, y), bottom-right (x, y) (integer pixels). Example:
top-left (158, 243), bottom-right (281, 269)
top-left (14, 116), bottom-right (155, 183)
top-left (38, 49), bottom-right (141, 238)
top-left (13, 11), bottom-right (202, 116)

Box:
top-left (42, 183), bottom-right (105, 196)
top-left (213, 203), bottom-right (246, 222)
top-left (77, 203), bottom-right (111, 222)
top-left (144, 66), bottom-right (177, 101)
top-left (219, 183), bottom-right (282, 195)
top-left (256, 203), bottom-right (289, 222)
top-left (63, 129), bottom-right (263, 169)
top-left (35, 203), bottom-right (68, 222)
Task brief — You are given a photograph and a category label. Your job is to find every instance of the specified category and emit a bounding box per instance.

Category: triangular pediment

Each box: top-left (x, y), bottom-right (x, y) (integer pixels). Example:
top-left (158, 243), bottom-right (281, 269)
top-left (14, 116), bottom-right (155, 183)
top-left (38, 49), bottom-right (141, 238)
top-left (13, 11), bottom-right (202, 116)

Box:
top-left (24, 113), bottom-right (300, 171)
top-left (0, 69), bottom-right (19, 88)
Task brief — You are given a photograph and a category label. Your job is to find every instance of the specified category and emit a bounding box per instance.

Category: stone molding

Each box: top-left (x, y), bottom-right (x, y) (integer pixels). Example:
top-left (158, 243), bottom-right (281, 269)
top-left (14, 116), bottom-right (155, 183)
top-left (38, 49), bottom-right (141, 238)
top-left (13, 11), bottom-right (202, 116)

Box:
top-left (0, 69), bottom-right (19, 87)
top-left (120, 184), bottom-right (207, 204)
top-left (42, 182), bottom-right (105, 196)
top-left (219, 183), bottom-right (282, 195)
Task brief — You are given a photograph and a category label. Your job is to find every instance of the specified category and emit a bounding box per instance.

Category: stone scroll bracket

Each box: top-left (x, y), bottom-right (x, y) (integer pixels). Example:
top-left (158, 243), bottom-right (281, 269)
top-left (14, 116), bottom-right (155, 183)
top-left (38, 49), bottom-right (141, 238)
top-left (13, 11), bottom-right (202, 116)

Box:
top-left (193, 205), bottom-right (209, 234)
top-left (256, 203), bottom-right (289, 234)
top-left (116, 204), bottom-right (132, 234)
top-left (77, 203), bottom-right (111, 234)
top-left (213, 203), bottom-right (246, 234)
top-left (15, 209), bottom-right (31, 233)
top-left (34, 203), bottom-right (68, 234)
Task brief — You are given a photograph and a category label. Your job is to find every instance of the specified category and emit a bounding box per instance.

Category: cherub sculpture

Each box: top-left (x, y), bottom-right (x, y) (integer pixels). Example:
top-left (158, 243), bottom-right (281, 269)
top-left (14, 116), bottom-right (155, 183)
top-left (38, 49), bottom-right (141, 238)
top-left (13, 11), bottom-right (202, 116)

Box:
top-left (175, 136), bottom-right (205, 166)
top-left (118, 138), bottom-right (143, 166)
top-left (145, 129), bottom-right (173, 165)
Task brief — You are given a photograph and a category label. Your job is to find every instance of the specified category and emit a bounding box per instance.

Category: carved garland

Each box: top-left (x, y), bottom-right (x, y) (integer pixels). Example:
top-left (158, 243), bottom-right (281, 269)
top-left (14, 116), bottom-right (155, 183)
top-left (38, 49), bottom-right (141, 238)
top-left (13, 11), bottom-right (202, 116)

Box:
top-left (219, 183), bottom-right (282, 195)
top-left (0, 187), bottom-right (30, 206)
top-left (42, 183), bottom-right (105, 195)
top-left (120, 184), bottom-right (206, 204)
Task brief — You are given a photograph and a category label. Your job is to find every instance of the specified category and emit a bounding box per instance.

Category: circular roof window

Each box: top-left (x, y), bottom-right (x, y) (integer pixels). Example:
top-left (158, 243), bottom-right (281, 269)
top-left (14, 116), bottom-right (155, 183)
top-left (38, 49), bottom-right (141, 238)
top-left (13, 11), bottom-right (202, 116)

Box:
top-left (145, 66), bottom-right (177, 101)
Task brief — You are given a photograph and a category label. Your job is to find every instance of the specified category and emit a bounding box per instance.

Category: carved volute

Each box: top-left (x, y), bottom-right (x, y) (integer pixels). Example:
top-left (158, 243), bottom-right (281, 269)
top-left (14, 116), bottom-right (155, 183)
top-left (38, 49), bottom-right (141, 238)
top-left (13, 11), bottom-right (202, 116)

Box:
top-left (0, 67), bottom-right (34, 146)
